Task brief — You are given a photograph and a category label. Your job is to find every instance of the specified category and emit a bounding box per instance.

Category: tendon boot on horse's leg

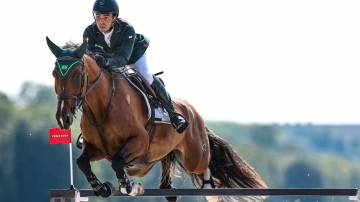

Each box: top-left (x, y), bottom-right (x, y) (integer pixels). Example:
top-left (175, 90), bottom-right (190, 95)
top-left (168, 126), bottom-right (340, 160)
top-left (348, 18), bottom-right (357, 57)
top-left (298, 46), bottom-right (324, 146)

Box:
top-left (151, 76), bottom-right (189, 133)
top-left (111, 154), bottom-right (144, 196)
top-left (202, 168), bottom-right (222, 202)
top-left (201, 168), bottom-right (215, 189)
top-left (111, 155), bottom-right (131, 194)
top-left (76, 154), bottom-right (112, 197)
top-left (160, 157), bottom-right (177, 202)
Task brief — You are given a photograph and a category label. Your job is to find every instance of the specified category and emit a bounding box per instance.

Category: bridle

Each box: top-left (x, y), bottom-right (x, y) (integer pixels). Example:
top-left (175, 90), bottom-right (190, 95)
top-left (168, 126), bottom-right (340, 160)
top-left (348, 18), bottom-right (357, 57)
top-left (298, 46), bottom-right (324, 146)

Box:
top-left (55, 56), bottom-right (103, 126)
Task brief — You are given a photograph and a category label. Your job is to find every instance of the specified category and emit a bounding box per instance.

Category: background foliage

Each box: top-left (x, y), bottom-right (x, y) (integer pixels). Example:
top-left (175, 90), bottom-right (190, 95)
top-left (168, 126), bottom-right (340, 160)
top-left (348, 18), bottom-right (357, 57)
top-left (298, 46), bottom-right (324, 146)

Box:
top-left (0, 82), bottom-right (359, 202)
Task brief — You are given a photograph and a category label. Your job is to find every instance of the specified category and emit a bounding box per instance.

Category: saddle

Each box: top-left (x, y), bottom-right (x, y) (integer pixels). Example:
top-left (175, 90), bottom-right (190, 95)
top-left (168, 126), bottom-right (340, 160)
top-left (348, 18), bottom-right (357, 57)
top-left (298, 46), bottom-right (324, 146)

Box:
top-left (90, 53), bottom-right (172, 125)
top-left (111, 67), bottom-right (172, 132)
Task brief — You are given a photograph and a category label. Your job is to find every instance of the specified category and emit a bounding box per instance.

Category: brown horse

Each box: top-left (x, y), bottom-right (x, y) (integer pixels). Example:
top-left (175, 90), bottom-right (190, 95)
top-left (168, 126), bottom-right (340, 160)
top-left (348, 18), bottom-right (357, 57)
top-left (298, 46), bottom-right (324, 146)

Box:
top-left (46, 37), bottom-right (268, 202)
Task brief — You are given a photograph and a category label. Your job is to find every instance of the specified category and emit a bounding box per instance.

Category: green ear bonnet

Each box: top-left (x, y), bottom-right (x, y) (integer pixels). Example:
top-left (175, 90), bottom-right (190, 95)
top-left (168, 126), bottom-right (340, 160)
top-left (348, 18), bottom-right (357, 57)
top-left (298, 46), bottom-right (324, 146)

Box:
top-left (55, 50), bottom-right (84, 78)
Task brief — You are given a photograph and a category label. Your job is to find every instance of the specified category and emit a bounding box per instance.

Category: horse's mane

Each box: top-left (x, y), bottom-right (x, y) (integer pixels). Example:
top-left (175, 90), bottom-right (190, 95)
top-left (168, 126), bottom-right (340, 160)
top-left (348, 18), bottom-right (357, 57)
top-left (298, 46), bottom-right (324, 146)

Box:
top-left (60, 41), bottom-right (95, 66)
top-left (61, 41), bottom-right (81, 49)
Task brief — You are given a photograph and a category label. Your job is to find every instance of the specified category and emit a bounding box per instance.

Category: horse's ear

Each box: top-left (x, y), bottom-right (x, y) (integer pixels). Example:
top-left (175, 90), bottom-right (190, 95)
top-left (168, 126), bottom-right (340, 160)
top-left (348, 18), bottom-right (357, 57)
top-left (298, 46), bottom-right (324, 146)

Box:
top-left (74, 41), bottom-right (87, 58)
top-left (46, 36), bottom-right (63, 58)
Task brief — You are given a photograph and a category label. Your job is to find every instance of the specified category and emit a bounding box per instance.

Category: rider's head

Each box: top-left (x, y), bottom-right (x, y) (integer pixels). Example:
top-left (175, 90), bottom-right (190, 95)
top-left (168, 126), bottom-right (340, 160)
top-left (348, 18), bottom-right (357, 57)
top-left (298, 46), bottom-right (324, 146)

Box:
top-left (92, 0), bottom-right (119, 33)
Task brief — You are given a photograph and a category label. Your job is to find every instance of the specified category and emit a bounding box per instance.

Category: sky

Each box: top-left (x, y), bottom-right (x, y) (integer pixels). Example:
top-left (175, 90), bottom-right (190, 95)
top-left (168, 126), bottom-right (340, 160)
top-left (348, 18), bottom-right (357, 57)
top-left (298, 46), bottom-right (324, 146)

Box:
top-left (0, 0), bottom-right (360, 124)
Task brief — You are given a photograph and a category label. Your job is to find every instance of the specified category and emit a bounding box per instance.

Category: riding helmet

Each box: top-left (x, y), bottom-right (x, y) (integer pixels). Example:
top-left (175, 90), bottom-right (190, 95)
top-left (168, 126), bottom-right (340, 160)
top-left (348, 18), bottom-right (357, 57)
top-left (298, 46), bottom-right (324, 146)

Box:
top-left (93, 0), bottom-right (119, 16)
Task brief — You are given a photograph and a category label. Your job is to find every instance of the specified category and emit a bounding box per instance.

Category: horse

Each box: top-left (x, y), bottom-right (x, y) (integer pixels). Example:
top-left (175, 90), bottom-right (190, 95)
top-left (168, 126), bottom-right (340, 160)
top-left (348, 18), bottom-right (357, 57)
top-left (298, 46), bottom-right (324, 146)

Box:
top-left (46, 37), bottom-right (268, 202)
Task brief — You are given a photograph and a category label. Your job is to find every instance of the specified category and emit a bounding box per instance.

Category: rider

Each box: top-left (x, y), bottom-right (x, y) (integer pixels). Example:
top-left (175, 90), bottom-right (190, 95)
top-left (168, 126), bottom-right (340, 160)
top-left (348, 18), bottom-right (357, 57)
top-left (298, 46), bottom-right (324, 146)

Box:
top-left (83, 0), bottom-right (189, 133)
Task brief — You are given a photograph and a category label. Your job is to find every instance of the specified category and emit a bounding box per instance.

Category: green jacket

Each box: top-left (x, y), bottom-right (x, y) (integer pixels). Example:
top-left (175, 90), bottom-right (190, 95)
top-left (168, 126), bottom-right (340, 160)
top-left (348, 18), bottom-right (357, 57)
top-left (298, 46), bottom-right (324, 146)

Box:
top-left (83, 18), bottom-right (149, 67)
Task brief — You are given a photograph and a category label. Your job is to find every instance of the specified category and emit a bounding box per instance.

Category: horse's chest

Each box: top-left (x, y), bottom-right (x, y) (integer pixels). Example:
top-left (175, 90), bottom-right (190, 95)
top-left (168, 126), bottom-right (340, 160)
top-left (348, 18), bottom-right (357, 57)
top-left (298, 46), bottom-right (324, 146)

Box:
top-left (82, 128), bottom-right (126, 155)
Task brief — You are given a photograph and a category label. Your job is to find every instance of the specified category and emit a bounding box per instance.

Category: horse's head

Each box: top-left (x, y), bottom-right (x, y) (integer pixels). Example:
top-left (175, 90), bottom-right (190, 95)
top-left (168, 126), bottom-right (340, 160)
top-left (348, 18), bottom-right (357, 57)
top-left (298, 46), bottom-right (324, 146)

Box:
top-left (46, 37), bottom-right (87, 129)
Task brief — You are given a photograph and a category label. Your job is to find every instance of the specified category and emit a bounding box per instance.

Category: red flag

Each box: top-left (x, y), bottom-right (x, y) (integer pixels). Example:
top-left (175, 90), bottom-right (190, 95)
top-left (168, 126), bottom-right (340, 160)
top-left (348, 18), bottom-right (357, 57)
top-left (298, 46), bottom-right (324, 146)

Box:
top-left (49, 128), bottom-right (71, 144)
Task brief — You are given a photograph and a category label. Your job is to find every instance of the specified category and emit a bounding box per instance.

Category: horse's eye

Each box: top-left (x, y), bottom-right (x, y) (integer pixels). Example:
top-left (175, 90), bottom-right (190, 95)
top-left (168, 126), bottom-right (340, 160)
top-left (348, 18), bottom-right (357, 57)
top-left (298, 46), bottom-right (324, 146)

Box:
top-left (73, 73), bottom-right (81, 82)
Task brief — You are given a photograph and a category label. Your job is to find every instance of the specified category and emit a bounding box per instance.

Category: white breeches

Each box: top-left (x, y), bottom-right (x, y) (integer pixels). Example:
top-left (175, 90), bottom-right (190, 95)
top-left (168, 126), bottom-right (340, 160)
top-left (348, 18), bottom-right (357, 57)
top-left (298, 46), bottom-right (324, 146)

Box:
top-left (129, 53), bottom-right (154, 84)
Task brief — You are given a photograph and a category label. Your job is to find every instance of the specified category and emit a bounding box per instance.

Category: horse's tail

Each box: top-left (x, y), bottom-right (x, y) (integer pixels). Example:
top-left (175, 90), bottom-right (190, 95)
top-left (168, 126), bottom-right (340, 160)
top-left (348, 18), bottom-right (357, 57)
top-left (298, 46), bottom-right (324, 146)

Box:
top-left (206, 127), bottom-right (268, 189)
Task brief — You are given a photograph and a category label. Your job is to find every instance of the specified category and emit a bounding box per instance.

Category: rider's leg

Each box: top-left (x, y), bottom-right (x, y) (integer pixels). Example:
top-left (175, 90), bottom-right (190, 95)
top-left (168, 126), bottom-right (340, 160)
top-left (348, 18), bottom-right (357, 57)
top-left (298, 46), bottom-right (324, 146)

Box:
top-left (130, 53), bottom-right (189, 133)
top-left (131, 53), bottom-right (154, 84)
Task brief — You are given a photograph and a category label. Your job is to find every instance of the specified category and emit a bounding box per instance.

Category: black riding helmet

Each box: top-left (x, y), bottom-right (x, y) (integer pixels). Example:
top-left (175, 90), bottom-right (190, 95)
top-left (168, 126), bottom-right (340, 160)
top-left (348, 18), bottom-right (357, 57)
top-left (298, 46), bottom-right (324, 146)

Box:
top-left (93, 0), bottom-right (119, 16)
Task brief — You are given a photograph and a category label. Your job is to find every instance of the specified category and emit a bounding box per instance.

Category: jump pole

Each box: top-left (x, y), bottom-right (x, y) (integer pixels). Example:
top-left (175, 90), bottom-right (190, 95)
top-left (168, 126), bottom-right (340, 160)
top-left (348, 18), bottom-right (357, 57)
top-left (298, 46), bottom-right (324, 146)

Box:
top-left (49, 188), bottom-right (360, 202)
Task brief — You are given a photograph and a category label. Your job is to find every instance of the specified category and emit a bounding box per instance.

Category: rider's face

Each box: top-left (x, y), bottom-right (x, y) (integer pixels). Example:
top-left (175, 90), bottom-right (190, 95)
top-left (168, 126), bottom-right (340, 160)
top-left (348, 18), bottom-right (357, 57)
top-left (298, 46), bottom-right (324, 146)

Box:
top-left (95, 14), bottom-right (116, 32)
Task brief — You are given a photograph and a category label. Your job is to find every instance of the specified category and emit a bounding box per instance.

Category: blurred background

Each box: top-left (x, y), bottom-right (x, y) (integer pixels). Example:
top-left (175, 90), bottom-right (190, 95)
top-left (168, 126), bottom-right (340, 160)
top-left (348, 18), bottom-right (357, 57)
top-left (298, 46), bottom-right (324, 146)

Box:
top-left (0, 0), bottom-right (360, 201)
top-left (1, 82), bottom-right (360, 202)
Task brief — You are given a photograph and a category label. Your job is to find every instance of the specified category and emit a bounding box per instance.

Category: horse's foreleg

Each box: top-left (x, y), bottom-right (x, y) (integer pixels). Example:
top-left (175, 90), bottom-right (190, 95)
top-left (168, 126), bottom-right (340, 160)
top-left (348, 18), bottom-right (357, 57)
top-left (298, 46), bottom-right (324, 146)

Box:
top-left (76, 149), bottom-right (112, 197)
top-left (111, 154), bottom-right (132, 194)
top-left (111, 154), bottom-right (145, 196)
top-left (111, 134), bottom-right (148, 196)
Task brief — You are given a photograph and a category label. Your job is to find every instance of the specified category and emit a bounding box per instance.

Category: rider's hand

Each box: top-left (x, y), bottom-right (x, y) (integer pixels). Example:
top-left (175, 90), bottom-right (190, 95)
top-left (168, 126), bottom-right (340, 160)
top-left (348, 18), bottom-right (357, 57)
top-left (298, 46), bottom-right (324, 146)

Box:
top-left (94, 54), bottom-right (107, 68)
top-left (105, 58), bottom-right (118, 69)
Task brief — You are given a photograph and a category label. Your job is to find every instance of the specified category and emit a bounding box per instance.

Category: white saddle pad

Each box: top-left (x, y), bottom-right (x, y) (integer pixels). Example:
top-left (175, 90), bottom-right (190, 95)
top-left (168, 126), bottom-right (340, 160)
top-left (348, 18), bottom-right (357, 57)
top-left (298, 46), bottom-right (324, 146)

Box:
top-left (154, 107), bottom-right (171, 124)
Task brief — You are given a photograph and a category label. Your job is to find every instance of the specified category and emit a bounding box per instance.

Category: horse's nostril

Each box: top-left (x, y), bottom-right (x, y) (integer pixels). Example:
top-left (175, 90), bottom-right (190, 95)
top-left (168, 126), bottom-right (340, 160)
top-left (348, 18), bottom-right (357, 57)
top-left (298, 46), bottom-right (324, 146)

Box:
top-left (65, 114), bottom-right (72, 125)
top-left (71, 107), bottom-right (76, 114)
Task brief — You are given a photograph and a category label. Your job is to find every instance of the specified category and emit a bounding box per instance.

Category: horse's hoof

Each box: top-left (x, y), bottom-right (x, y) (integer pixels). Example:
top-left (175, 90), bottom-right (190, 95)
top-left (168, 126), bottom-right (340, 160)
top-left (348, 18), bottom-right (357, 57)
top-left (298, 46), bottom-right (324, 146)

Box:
top-left (120, 185), bottom-right (130, 195)
top-left (206, 196), bottom-right (222, 202)
top-left (160, 184), bottom-right (178, 202)
top-left (101, 181), bottom-right (115, 197)
top-left (166, 196), bottom-right (178, 202)
top-left (119, 180), bottom-right (144, 196)
top-left (128, 183), bottom-right (144, 196)
top-left (94, 182), bottom-right (113, 198)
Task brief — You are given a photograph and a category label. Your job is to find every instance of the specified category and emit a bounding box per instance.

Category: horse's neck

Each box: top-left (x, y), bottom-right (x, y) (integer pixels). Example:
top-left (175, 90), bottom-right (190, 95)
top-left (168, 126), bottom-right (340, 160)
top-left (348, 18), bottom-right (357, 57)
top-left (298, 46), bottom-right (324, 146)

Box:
top-left (83, 55), bottom-right (112, 111)
top-left (83, 55), bottom-right (147, 125)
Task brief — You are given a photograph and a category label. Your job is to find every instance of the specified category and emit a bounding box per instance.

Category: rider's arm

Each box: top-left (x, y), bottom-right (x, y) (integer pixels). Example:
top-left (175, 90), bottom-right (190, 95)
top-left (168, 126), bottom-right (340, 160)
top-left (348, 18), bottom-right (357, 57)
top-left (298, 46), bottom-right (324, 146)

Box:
top-left (83, 26), bottom-right (96, 54)
top-left (107, 25), bottom-right (136, 68)
top-left (83, 26), bottom-right (108, 67)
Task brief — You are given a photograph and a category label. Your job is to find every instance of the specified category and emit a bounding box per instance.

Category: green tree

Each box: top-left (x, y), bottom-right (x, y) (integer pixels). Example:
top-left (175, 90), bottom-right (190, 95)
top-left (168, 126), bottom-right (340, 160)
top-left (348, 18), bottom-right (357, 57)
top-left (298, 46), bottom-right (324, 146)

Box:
top-left (0, 92), bottom-right (16, 201)
top-left (284, 160), bottom-right (323, 202)
top-left (0, 92), bottom-right (15, 129)
top-left (250, 125), bottom-right (282, 147)
top-left (18, 82), bottom-right (56, 107)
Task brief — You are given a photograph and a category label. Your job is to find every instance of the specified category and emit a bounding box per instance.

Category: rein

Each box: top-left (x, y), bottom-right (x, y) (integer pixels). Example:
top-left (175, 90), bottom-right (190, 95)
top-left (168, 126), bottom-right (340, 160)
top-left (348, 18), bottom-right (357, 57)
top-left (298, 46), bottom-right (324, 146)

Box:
top-left (81, 69), bottom-right (116, 159)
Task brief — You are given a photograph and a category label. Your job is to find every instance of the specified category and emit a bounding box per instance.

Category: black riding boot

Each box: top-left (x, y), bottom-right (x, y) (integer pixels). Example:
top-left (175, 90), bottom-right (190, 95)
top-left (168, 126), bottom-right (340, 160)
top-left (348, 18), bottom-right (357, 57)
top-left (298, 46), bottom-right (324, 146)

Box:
top-left (151, 77), bottom-right (189, 133)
